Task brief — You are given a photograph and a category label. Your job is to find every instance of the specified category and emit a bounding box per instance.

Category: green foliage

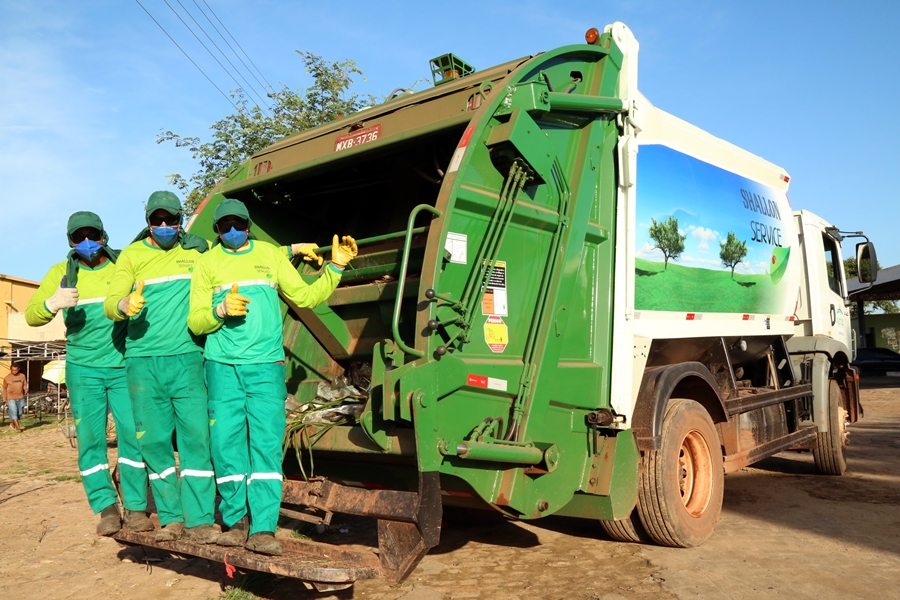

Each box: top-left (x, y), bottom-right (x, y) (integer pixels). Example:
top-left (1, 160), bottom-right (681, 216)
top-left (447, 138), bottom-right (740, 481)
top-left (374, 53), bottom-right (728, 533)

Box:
top-left (843, 257), bottom-right (899, 315)
top-left (159, 52), bottom-right (378, 212)
top-left (719, 231), bottom-right (748, 278)
top-left (648, 216), bottom-right (686, 269)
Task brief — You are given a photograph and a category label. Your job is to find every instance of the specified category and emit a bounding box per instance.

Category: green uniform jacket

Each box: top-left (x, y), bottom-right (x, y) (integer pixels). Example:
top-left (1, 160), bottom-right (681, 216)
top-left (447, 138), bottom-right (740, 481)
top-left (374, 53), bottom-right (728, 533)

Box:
top-left (104, 238), bottom-right (210, 358)
top-left (188, 241), bottom-right (341, 364)
top-left (25, 260), bottom-right (126, 368)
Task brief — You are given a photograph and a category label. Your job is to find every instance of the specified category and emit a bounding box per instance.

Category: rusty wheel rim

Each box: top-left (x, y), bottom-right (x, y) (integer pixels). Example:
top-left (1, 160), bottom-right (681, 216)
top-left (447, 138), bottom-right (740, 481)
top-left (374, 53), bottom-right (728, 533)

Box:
top-left (678, 429), bottom-right (713, 517)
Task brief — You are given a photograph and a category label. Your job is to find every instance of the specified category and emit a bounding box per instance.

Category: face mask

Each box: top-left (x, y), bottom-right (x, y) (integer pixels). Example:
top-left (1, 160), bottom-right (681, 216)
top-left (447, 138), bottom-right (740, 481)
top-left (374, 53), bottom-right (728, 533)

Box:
top-left (221, 227), bottom-right (248, 250)
top-left (151, 226), bottom-right (179, 248)
top-left (73, 239), bottom-right (103, 262)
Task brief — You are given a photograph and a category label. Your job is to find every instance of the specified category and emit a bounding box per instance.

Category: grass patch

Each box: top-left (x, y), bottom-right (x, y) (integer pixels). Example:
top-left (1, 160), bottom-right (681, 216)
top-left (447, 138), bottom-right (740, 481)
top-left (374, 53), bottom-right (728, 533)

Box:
top-left (50, 474), bottom-right (81, 482)
top-left (35, 469), bottom-right (51, 475)
top-left (635, 258), bottom-right (782, 313)
top-left (211, 572), bottom-right (275, 600)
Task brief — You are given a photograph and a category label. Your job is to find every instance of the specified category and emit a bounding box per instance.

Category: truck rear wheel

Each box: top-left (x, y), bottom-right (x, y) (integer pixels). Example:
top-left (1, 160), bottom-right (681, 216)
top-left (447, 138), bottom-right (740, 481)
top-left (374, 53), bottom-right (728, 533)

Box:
top-left (813, 379), bottom-right (848, 475)
top-left (636, 398), bottom-right (723, 547)
top-left (599, 510), bottom-right (651, 543)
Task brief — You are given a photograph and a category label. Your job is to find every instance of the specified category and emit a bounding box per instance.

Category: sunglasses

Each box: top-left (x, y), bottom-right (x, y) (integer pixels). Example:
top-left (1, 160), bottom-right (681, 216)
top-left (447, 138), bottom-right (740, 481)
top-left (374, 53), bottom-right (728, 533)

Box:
top-left (148, 212), bottom-right (180, 227)
top-left (216, 218), bottom-right (250, 232)
top-left (70, 227), bottom-right (102, 243)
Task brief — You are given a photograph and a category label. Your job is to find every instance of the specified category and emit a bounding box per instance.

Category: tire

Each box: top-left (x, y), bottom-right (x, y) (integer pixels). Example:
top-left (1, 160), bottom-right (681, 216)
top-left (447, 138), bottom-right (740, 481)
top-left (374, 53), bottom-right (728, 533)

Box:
top-left (599, 510), bottom-right (652, 544)
top-left (813, 379), bottom-right (848, 475)
top-left (636, 398), bottom-right (724, 548)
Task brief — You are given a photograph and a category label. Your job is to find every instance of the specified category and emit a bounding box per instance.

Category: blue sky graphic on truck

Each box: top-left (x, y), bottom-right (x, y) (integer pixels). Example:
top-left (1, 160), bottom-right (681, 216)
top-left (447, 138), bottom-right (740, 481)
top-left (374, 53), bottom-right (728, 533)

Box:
top-left (633, 144), bottom-right (794, 314)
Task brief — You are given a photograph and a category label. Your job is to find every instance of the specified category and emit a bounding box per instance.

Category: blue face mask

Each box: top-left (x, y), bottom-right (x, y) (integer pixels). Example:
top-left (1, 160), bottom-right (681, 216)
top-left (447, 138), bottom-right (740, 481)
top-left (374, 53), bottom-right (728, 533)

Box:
top-left (221, 227), bottom-right (248, 250)
top-left (73, 239), bottom-right (103, 262)
top-left (151, 226), bottom-right (179, 248)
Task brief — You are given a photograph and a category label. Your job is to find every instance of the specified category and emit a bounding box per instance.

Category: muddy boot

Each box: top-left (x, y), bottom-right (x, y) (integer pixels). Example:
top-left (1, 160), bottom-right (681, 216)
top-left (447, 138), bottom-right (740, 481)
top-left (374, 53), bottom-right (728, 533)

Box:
top-left (96, 504), bottom-right (122, 536)
top-left (123, 510), bottom-right (154, 532)
top-left (245, 531), bottom-right (283, 556)
top-left (154, 521), bottom-right (185, 542)
top-left (184, 524), bottom-right (219, 545)
top-left (217, 516), bottom-right (249, 548)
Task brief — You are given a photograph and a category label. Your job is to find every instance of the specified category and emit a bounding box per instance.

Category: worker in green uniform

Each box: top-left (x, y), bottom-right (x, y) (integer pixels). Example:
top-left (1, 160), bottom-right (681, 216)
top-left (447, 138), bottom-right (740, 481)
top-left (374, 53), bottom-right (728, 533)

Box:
top-left (26, 211), bottom-right (153, 536)
top-left (188, 198), bottom-right (357, 556)
top-left (104, 191), bottom-right (220, 544)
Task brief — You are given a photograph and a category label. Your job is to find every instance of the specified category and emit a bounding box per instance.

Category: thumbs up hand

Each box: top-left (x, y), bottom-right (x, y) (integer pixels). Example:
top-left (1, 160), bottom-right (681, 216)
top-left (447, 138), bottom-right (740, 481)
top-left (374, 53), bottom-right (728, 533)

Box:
top-left (118, 281), bottom-right (146, 317)
top-left (45, 275), bottom-right (79, 314)
top-left (216, 283), bottom-right (251, 318)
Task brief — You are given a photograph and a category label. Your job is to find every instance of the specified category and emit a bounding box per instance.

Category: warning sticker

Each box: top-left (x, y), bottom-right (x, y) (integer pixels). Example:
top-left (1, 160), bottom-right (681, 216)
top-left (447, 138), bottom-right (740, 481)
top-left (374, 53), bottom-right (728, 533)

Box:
top-left (481, 260), bottom-right (508, 316)
top-left (484, 315), bottom-right (508, 353)
top-left (445, 232), bottom-right (467, 264)
top-left (467, 373), bottom-right (508, 392)
top-left (447, 125), bottom-right (475, 174)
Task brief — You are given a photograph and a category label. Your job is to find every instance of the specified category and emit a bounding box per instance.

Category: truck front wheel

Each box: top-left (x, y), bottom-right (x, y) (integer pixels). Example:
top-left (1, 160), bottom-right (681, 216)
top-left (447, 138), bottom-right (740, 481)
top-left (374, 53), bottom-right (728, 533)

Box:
top-left (813, 379), bottom-right (848, 475)
top-left (637, 398), bottom-right (724, 547)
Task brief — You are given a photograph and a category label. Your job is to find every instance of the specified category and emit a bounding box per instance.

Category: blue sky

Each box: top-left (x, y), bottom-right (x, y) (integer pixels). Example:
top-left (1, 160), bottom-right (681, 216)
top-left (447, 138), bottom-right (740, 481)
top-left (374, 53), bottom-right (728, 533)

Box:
top-left (2, 1), bottom-right (898, 282)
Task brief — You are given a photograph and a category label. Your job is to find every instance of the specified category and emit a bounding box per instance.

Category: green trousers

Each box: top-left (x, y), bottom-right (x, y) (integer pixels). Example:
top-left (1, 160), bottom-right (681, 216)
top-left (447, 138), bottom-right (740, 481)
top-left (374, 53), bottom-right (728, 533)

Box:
top-left (67, 363), bottom-right (148, 514)
top-left (206, 361), bottom-right (287, 535)
top-left (126, 352), bottom-right (215, 527)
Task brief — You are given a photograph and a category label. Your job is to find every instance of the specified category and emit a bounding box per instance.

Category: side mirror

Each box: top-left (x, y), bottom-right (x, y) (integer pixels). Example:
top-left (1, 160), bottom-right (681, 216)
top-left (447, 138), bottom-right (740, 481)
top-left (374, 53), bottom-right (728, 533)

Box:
top-left (856, 242), bottom-right (878, 283)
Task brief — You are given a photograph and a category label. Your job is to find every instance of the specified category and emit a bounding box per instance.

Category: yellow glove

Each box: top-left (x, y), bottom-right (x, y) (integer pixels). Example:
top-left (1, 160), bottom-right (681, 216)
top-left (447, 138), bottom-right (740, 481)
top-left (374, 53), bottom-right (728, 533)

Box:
top-left (331, 235), bottom-right (358, 268)
top-left (216, 283), bottom-right (251, 318)
top-left (117, 281), bottom-right (146, 317)
top-left (290, 242), bottom-right (323, 266)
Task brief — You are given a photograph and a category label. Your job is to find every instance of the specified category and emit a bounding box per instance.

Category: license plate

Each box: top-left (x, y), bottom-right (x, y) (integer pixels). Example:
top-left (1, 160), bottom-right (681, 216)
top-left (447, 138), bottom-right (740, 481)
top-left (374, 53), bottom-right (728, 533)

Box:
top-left (887, 371), bottom-right (900, 377)
top-left (334, 124), bottom-right (382, 152)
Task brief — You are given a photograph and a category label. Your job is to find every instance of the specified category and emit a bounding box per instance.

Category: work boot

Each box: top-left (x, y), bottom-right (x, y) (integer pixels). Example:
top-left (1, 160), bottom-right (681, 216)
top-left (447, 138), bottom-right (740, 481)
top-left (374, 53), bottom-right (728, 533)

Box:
top-left (184, 523), bottom-right (220, 545)
top-left (245, 531), bottom-right (283, 556)
top-left (96, 504), bottom-right (122, 536)
top-left (154, 521), bottom-right (185, 542)
top-left (123, 509), bottom-right (154, 532)
top-left (217, 516), bottom-right (249, 547)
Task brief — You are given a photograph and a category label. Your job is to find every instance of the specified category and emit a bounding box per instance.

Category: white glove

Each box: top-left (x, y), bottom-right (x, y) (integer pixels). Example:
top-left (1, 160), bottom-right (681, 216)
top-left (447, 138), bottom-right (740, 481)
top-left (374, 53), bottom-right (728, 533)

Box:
top-left (45, 286), bottom-right (79, 313)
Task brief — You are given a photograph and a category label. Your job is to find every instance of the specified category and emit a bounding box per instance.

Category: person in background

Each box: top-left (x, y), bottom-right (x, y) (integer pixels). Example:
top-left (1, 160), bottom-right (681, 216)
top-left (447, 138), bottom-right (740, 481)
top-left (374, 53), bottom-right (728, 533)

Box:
top-left (103, 191), bottom-right (219, 544)
top-left (188, 198), bottom-right (356, 556)
top-left (25, 211), bottom-right (152, 535)
top-left (2, 364), bottom-right (27, 433)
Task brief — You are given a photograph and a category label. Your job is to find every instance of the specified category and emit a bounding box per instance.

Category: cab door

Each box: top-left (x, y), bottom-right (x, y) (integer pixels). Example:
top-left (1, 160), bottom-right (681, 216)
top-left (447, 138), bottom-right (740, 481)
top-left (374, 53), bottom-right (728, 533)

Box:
top-left (796, 210), bottom-right (851, 344)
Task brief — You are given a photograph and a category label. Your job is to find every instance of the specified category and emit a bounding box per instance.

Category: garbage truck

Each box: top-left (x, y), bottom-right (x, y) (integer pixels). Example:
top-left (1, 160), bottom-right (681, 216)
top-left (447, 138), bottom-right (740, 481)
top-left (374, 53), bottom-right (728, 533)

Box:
top-left (114, 21), bottom-right (878, 590)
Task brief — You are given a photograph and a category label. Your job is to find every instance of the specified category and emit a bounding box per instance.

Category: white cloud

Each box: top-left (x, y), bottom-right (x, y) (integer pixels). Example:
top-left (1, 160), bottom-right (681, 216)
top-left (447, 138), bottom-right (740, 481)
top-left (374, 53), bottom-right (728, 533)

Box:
top-left (637, 242), bottom-right (664, 261)
top-left (688, 225), bottom-right (719, 253)
top-left (680, 254), bottom-right (722, 267)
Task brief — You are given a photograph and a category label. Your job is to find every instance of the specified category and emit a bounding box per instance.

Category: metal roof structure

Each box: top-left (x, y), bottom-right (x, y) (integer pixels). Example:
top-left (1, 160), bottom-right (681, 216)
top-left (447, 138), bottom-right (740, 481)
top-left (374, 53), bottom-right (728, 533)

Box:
top-left (848, 264), bottom-right (900, 302)
top-left (0, 338), bottom-right (66, 362)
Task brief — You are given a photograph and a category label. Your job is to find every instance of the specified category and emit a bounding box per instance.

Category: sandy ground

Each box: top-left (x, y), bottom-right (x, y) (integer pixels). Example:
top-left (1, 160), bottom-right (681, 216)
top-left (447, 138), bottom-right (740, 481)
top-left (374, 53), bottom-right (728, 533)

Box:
top-left (0, 381), bottom-right (897, 600)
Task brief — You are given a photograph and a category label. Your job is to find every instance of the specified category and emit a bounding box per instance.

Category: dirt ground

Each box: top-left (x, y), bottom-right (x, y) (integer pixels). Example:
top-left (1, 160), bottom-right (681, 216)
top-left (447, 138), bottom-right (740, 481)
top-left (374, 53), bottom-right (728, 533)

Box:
top-left (1, 381), bottom-right (898, 600)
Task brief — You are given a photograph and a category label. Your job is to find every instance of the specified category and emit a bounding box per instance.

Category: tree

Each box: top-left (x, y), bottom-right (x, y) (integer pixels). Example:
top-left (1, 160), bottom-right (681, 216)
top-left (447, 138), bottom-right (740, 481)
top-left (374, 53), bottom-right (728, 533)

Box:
top-left (843, 257), bottom-right (898, 315)
top-left (158, 52), bottom-right (378, 212)
top-left (649, 216), bottom-right (686, 269)
top-left (719, 231), bottom-right (748, 278)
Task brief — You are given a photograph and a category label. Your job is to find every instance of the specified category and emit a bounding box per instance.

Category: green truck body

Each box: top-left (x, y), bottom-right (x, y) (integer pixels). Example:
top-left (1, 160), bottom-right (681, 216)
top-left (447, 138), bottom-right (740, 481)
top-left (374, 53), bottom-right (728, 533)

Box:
top-left (114, 22), bottom-right (874, 590)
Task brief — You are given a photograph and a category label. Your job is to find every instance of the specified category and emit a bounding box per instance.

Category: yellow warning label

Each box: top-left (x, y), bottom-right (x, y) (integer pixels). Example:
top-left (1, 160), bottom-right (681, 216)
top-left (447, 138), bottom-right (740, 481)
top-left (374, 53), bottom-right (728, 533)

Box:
top-left (484, 315), bottom-right (508, 353)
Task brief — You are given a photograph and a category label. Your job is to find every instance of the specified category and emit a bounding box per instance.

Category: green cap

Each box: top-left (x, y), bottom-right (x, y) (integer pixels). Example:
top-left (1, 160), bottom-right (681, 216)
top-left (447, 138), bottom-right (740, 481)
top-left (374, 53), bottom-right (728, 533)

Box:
top-left (145, 191), bottom-right (183, 220)
top-left (213, 198), bottom-right (251, 224)
top-left (66, 211), bottom-right (104, 237)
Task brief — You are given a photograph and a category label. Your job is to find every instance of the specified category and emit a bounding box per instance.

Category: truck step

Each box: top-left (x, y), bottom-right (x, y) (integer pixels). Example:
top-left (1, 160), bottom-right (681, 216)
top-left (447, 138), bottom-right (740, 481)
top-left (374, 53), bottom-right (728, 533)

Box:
top-left (113, 529), bottom-right (381, 588)
top-left (722, 425), bottom-right (819, 473)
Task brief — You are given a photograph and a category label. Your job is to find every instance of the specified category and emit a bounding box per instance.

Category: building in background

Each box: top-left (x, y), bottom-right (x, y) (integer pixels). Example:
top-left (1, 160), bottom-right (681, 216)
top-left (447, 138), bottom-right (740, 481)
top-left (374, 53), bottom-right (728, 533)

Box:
top-left (0, 274), bottom-right (66, 382)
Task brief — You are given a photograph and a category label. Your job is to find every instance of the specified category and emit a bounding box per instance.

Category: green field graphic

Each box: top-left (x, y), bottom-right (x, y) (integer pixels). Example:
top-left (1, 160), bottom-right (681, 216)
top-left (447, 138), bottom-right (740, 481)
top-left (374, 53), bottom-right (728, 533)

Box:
top-left (635, 258), bottom-right (784, 314)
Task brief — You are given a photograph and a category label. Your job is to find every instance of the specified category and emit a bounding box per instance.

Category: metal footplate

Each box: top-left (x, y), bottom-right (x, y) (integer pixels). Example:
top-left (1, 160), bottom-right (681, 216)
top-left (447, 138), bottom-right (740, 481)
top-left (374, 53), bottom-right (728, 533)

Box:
top-left (113, 529), bottom-right (380, 591)
top-left (111, 472), bottom-right (442, 590)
